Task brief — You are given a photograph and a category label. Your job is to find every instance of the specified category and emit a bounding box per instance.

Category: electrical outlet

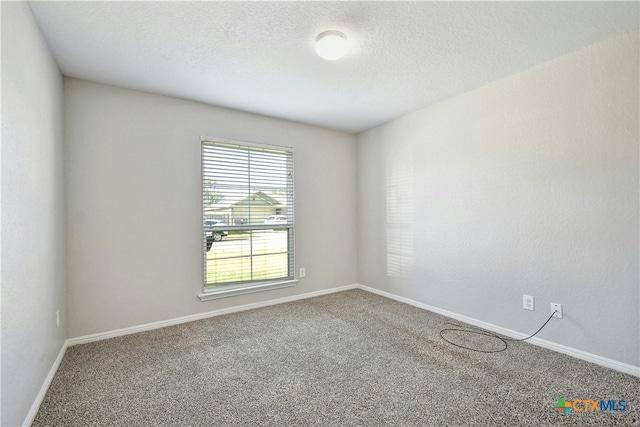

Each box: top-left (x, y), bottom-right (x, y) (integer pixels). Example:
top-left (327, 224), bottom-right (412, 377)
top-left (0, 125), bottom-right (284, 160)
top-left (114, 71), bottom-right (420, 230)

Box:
top-left (299, 268), bottom-right (306, 278)
top-left (56, 310), bottom-right (60, 328)
top-left (550, 303), bottom-right (563, 319)
top-left (523, 295), bottom-right (534, 311)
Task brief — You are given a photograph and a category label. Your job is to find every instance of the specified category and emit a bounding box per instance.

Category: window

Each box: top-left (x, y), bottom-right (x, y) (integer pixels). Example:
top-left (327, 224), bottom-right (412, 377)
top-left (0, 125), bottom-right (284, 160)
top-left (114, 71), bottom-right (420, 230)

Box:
top-left (200, 137), bottom-right (295, 300)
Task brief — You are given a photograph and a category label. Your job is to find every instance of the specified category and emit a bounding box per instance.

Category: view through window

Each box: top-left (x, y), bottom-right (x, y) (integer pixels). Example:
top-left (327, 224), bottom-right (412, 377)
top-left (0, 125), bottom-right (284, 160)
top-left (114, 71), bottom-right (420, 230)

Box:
top-left (202, 138), bottom-right (294, 293)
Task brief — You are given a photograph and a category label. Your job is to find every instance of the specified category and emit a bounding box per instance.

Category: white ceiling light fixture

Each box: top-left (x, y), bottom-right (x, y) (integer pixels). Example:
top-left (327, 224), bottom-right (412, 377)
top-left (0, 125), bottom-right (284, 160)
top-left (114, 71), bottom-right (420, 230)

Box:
top-left (315, 30), bottom-right (348, 61)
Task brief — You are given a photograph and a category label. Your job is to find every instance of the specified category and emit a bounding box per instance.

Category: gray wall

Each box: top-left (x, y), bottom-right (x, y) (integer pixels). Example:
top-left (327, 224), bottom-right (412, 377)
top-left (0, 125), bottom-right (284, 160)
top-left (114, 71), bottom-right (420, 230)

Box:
top-left (64, 78), bottom-right (358, 338)
top-left (1, 3), bottom-right (67, 426)
top-left (357, 31), bottom-right (639, 366)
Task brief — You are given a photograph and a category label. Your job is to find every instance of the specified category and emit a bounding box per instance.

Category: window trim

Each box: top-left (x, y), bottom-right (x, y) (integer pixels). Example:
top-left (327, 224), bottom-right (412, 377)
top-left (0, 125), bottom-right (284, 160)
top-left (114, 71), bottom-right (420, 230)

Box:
top-left (198, 279), bottom-right (298, 301)
top-left (199, 135), bottom-right (296, 300)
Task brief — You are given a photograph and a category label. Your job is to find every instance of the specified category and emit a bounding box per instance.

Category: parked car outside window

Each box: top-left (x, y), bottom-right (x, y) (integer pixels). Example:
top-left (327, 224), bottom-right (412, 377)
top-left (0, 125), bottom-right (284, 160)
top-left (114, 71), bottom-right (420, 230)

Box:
top-left (204, 219), bottom-right (228, 251)
top-left (264, 215), bottom-right (287, 224)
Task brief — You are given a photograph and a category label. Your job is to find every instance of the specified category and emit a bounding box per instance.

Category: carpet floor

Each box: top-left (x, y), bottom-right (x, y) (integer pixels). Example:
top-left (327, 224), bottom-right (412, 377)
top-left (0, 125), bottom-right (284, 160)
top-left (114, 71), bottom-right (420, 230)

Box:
top-left (34, 289), bottom-right (639, 426)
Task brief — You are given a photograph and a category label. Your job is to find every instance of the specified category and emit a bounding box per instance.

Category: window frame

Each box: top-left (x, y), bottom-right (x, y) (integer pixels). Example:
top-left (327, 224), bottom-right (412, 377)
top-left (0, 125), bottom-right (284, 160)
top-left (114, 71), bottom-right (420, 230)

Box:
top-left (199, 136), bottom-right (297, 301)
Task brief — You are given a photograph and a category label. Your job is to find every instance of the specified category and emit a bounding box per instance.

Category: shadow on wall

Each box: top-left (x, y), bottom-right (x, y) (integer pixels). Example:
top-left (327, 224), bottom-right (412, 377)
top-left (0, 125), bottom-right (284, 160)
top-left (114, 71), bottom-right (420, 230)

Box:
top-left (386, 159), bottom-right (414, 279)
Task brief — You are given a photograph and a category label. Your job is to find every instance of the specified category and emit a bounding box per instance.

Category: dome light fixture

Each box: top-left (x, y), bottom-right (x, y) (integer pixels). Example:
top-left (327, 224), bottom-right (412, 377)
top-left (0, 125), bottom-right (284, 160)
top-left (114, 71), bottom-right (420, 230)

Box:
top-left (315, 30), bottom-right (348, 61)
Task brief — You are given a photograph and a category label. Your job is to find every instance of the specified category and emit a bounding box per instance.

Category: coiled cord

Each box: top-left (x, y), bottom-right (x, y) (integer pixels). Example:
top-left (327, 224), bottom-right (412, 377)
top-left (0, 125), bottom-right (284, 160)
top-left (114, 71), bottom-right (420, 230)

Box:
top-left (439, 311), bottom-right (558, 353)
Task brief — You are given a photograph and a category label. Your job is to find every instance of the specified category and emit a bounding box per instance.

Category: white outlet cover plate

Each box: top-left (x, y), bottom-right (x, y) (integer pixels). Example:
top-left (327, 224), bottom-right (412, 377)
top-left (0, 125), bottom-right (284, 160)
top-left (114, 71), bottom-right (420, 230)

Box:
top-left (551, 303), bottom-right (563, 318)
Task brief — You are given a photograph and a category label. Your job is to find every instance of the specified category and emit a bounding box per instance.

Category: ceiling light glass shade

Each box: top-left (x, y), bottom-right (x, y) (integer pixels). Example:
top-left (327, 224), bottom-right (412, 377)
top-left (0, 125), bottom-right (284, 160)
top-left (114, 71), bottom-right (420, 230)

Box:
top-left (315, 30), bottom-right (348, 61)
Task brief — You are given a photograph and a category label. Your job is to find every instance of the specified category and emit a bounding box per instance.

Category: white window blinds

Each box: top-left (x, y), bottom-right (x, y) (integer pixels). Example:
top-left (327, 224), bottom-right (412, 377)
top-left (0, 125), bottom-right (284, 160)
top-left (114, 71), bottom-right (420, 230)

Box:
top-left (202, 138), bottom-right (294, 290)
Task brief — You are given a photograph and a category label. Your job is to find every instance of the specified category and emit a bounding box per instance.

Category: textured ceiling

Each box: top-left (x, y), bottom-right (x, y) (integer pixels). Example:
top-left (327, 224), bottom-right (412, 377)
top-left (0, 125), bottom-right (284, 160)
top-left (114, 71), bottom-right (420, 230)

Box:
top-left (29, 1), bottom-right (639, 133)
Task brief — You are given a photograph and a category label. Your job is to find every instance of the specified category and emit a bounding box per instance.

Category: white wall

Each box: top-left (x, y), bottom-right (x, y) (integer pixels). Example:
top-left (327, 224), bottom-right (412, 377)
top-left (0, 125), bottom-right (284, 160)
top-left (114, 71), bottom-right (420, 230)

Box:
top-left (1, 3), bottom-right (66, 426)
top-left (357, 31), bottom-right (639, 367)
top-left (64, 78), bottom-right (358, 338)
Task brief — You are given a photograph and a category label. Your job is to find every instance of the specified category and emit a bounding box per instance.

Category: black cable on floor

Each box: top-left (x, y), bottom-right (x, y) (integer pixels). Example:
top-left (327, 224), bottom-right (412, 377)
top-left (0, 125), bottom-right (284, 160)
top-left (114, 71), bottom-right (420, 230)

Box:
top-left (439, 310), bottom-right (558, 353)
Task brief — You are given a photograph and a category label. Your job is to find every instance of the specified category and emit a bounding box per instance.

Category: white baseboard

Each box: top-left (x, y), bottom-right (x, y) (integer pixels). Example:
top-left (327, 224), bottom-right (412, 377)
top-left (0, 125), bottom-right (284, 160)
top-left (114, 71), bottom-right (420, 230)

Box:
top-left (28, 282), bottom-right (637, 426)
top-left (23, 340), bottom-right (68, 426)
top-left (357, 284), bottom-right (640, 378)
top-left (67, 284), bottom-right (359, 347)
top-left (28, 284), bottom-right (358, 425)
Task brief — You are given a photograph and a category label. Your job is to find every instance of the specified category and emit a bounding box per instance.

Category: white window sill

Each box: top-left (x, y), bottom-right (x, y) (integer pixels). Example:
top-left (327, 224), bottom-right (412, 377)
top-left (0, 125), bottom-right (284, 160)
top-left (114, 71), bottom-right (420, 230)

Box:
top-left (198, 279), bottom-right (298, 301)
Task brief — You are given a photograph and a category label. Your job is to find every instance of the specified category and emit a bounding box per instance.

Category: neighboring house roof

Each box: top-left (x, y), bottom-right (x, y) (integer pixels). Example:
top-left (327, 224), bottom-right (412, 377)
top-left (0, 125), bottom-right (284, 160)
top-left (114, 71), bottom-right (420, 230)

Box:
top-left (205, 190), bottom-right (286, 211)
top-left (234, 191), bottom-right (282, 207)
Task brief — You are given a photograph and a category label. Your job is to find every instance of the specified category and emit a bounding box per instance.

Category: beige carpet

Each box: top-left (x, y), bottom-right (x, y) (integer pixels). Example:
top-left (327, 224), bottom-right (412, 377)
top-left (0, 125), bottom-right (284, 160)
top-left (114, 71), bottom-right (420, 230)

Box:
top-left (34, 289), bottom-right (639, 426)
